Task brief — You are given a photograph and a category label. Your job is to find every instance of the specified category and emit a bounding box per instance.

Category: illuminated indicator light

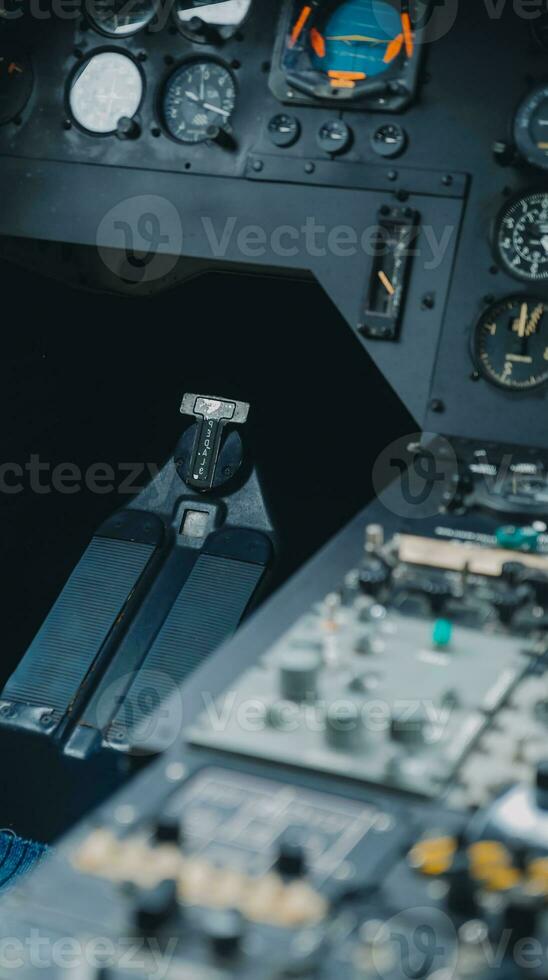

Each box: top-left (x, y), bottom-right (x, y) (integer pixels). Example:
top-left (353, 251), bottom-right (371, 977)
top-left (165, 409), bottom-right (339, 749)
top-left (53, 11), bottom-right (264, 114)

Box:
top-left (468, 841), bottom-right (511, 868)
top-left (289, 5), bottom-right (312, 47)
top-left (528, 858), bottom-right (548, 881)
top-left (409, 836), bottom-right (457, 875)
top-left (481, 866), bottom-right (522, 892)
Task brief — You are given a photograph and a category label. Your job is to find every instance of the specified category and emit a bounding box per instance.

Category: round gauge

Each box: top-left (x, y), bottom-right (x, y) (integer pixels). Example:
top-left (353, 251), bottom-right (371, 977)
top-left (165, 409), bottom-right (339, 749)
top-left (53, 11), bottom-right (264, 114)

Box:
top-left (0, 43), bottom-right (33, 125)
top-left (163, 60), bottom-right (236, 144)
top-left (175, 0), bottom-right (252, 40)
top-left (311, 0), bottom-right (405, 78)
top-left (513, 85), bottom-right (548, 172)
top-left (371, 122), bottom-right (407, 158)
top-left (86, 0), bottom-right (156, 36)
top-left (268, 113), bottom-right (300, 147)
top-left (69, 51), bottom-right (143, 134)
top-left (495, 192), bottom-right (548, 282)
top-left (473, 296), bottom-right (548, 390)
top-left (317, 119), bottom-right (352, 155)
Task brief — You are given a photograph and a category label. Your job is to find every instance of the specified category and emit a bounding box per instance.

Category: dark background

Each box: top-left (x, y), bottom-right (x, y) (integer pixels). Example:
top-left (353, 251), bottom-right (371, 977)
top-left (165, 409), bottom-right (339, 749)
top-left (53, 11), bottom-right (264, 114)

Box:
top-left (0, 257), bottom-right (412, 685)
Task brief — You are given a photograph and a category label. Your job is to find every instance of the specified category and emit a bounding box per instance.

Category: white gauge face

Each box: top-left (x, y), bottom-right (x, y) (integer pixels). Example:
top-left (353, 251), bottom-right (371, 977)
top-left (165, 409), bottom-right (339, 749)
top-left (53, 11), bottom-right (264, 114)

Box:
top-left (87, 0), bottom-right (156, 36)
top-left (69, 51), bottom-right (143, 134)
top-left (177, 0), bottom-right (251, 27)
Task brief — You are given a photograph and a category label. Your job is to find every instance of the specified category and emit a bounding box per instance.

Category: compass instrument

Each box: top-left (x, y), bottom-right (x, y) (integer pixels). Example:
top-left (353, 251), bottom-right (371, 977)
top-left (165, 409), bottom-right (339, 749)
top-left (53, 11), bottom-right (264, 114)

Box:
top-left (473, 296), bottom-right (548, 390)
top-left (270, 0), bottom-right (422, 109)
top-left (68, 51), bottom-right (143, 135)
top-left (495, 192), bottom-right (548, 283)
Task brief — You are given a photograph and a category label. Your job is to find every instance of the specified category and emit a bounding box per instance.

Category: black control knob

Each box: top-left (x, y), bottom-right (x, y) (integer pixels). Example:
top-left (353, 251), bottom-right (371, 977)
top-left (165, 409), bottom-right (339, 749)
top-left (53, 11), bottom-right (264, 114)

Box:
top-left (206, 124), bottom-right (236, 150)
top-left (447, 853), bottom-right (478, 917)
top-left (116, 115), bottom-right (140, 140)
top-left (276, 833), bottom-right (307, 877)
top-left (154, 814), bottom-right (182, 845)
top-left (135, 879), bottom-right (178, 934)
top-left (501, 561), bottom-right (526, 585)
top-left (203, 909), bottom-right (243, 959)
top-left (358, 556), bottom-right (389, 596)
top-left (493, 139), bottom-right (516, 166)
top-left (490, 584), bottom-right (528, 625)
top-left (188, 15), bottom-right (222, 43)
top-left (390, 707), bottom-right (426, 747)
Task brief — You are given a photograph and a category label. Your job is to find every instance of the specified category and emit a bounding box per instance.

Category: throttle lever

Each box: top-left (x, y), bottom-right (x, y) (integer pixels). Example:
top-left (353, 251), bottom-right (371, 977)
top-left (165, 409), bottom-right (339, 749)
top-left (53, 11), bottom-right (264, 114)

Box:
top-left (179, 393), bottom-right (250, 492)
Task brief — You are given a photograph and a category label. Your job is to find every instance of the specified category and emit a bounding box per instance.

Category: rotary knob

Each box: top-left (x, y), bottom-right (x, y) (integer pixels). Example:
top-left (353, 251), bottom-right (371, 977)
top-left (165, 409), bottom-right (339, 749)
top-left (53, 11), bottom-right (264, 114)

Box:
top-left (279, 649), bottom-right (321, 702)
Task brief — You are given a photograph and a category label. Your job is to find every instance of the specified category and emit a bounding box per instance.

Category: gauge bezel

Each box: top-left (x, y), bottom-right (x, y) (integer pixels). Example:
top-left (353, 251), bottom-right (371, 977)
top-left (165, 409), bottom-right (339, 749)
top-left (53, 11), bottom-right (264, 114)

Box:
top-left (0, 43), bottom-right (34, 126)
top-left (84, 0), bottom-right (157, 38)
top-left (492, 189), bottom-right (548, 283)
top-left (172, 0), bottom-right (253, 42)
top-left (159, 56), bottom-right (238, 146)
top-left (269, 0), bottom-right (424, 111)
top-left (66, 47), bottom-right (145, 137)
top-left (513, 83), bottom-right (548, 172)
top-left (471, 294), bottom-right (548, 392)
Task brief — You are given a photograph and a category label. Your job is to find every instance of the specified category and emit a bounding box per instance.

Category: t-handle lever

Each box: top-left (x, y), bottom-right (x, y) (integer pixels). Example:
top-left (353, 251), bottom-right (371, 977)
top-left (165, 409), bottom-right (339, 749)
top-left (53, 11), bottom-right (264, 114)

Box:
top-left (179, 393), bottom-right (250, 492)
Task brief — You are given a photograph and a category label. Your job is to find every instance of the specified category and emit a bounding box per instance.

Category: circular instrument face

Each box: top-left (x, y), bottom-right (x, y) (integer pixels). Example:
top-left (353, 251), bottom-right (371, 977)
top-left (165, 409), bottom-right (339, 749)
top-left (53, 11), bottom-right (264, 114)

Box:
top-left (496, 192), bottom-right (548, 282)
top-left (474, 296), bottom-right (548, 390)
top-left (87, 0), bottom-right (156, 36)
top-left (317, 118), bottom-right (352, 154)
top-left (176, 0), bottom-right (251, 28)
top-left (268, 113), bottom-right (300, 147)
top-left (0, 44), bottom-right (33, 125)
top-left (513, 85), bottom-right (548, 171)
top-left (163, 61), bottom-right (236, 144)
top-left (69, 51), bottom-right (143, 134)
top-left (311, 0), bottom-right (405, 78)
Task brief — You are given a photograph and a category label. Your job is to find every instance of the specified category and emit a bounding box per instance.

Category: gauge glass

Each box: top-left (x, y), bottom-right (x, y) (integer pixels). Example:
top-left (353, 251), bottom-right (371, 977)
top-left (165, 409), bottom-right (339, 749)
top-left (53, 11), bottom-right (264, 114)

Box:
top-left (496, 192), bottom-right (548, 282)
top-left (311, 0), bottom-right (404, 78)
top-left (0, 43), bottom-right (33, 125)
top-left (176, 0), bottom-right (251, 26)
top-left (163, 60), bottom-right (236, 144)
top-left (513, 84), bottom-right (548, 172)
top-left (69, 51), bottom-right (143, 134)
top-left (474, 296), bottom-right (548, 390)
top-left (87, 0), bottom-right (156, 36)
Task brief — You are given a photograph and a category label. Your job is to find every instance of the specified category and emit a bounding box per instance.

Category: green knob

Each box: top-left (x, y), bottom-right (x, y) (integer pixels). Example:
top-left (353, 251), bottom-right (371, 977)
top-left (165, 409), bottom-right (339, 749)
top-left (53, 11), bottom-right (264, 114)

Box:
top-left (495, 525), bottom-right (540, 553)
top-left (432, 618), bottom-right (452, 648)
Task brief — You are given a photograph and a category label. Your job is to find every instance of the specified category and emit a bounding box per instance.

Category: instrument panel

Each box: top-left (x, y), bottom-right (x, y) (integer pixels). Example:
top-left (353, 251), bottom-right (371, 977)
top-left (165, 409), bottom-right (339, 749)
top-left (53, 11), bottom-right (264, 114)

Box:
top-left (2, 2), bottom-right (548, 451)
